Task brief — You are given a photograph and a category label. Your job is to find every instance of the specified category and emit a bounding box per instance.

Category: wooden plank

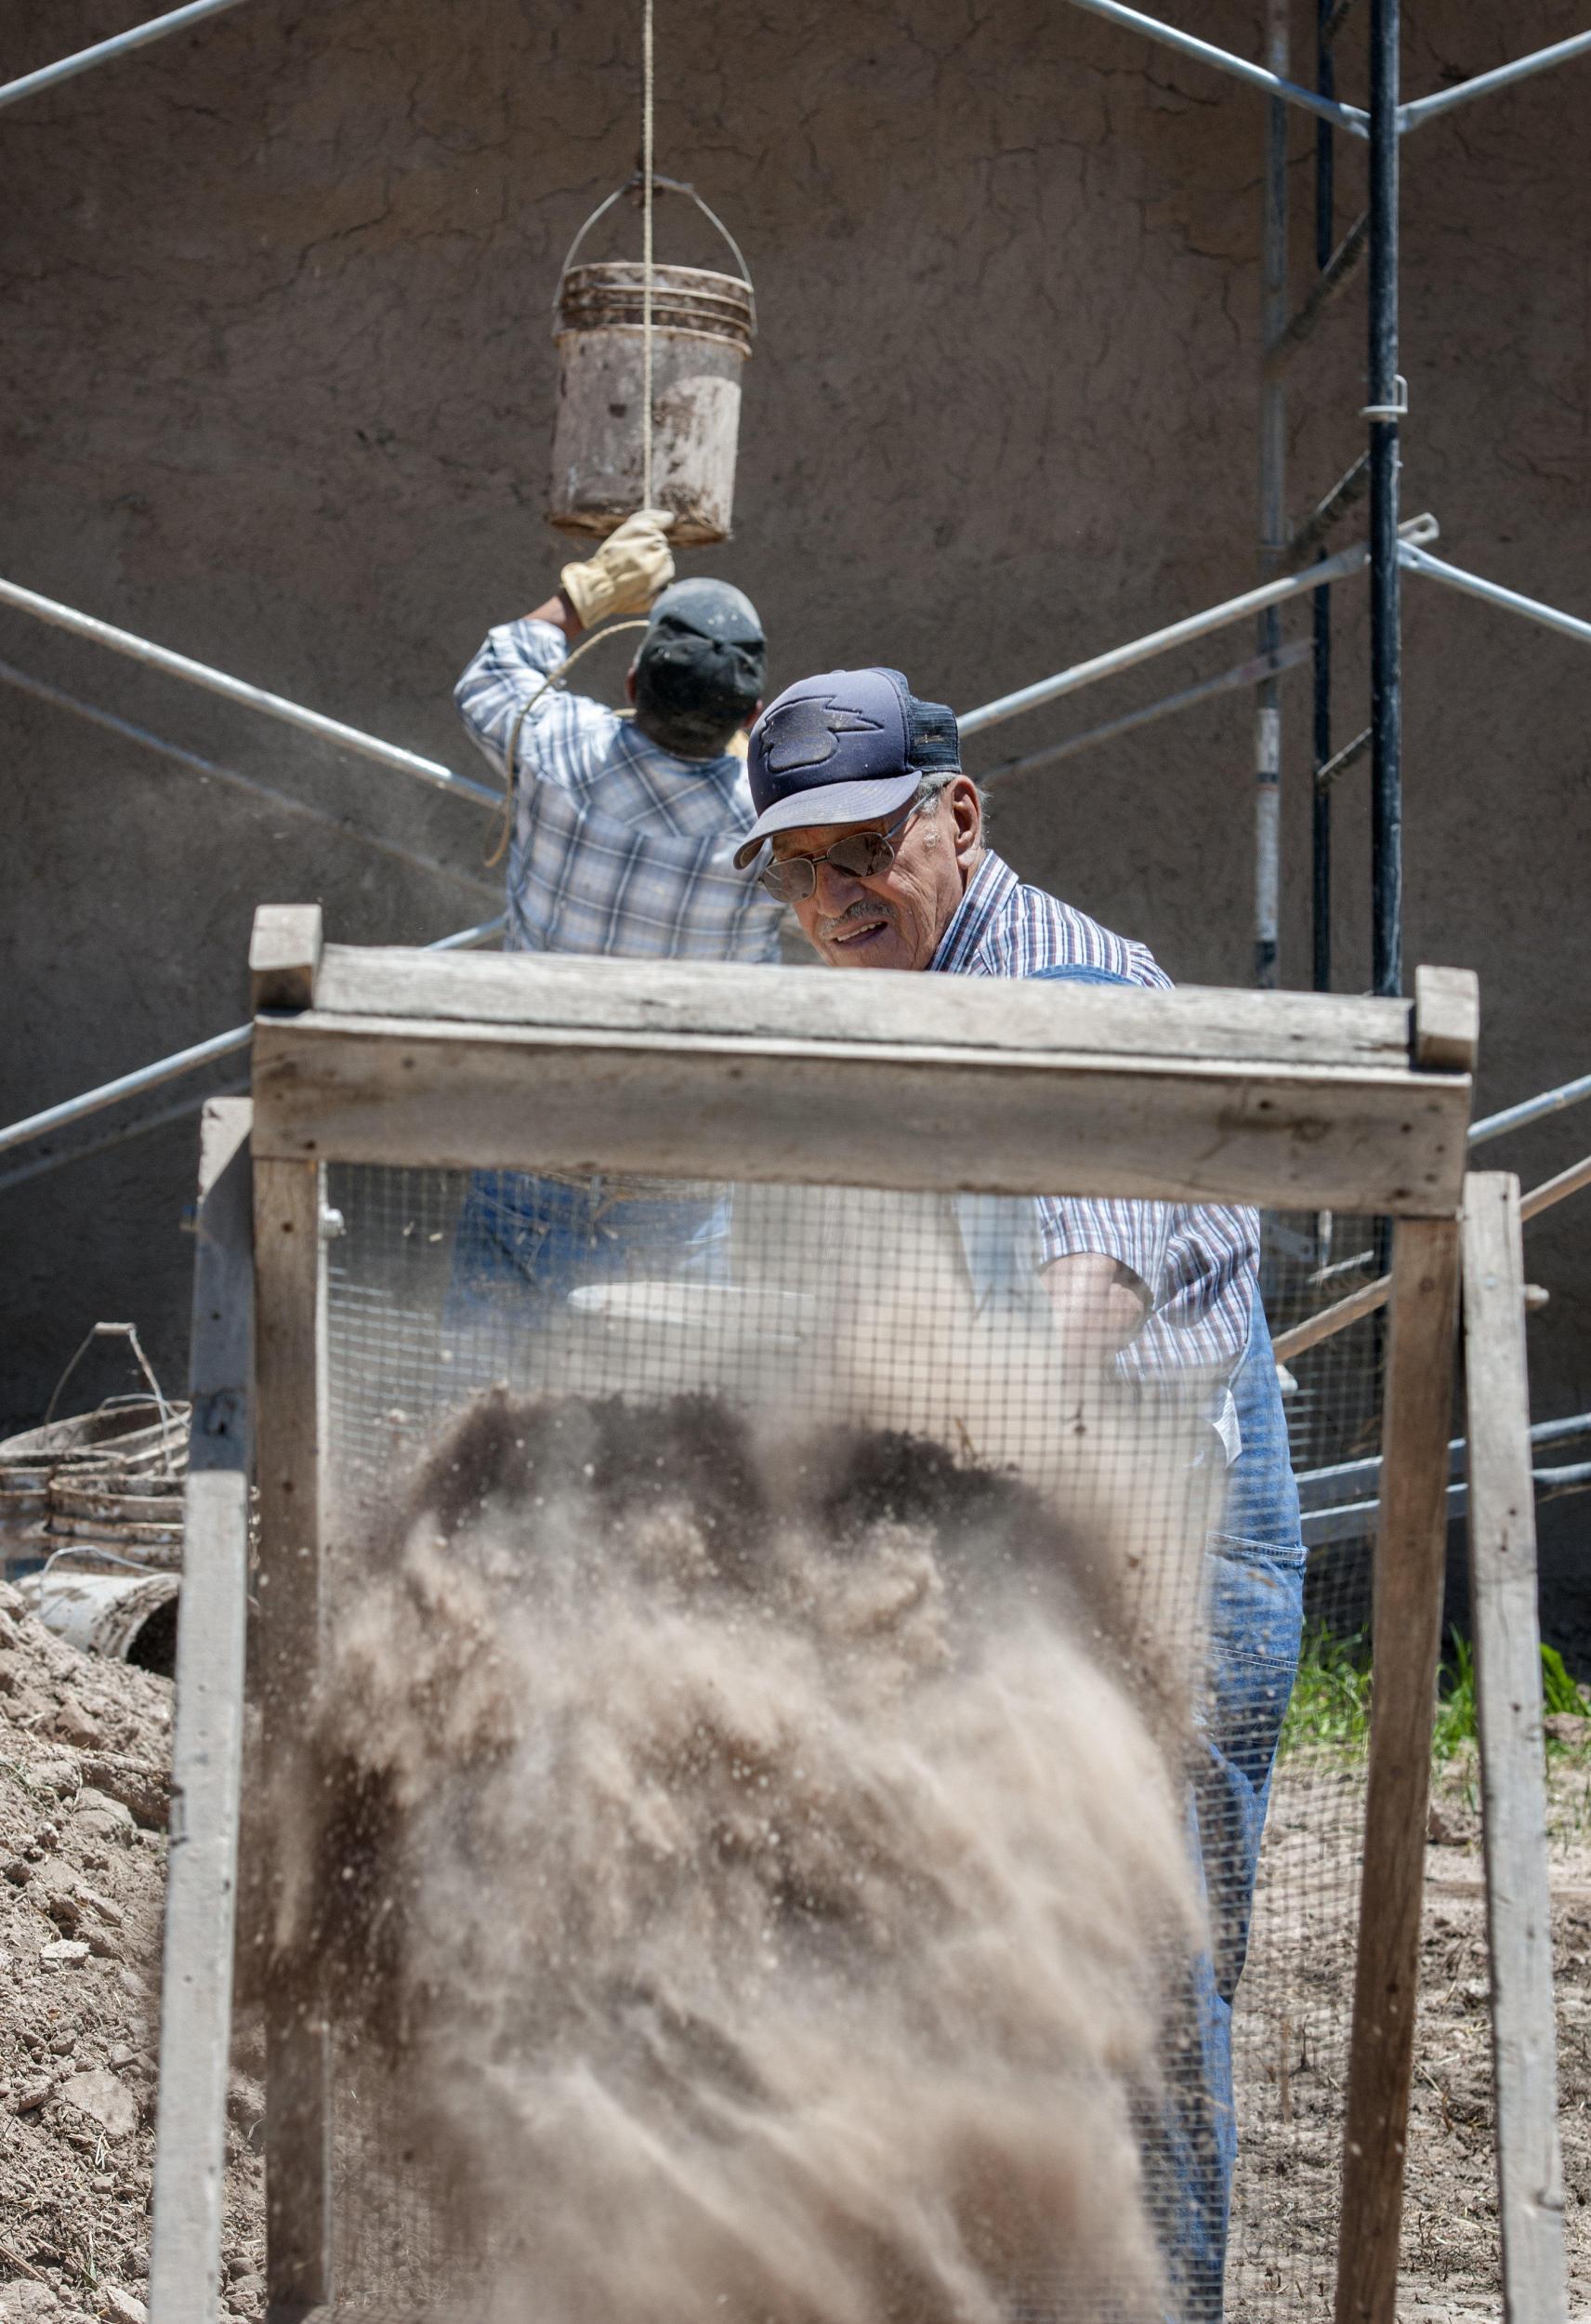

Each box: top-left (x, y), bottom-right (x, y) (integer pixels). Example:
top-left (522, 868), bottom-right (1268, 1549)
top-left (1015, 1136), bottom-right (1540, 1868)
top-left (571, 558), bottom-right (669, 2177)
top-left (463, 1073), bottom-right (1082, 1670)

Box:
top-left (249, 1012), bottom-right (1470, 1215)
top-left (1520, 1146), bottom-right (1591, 1222)
top-left (312, 941), bottom-right (1417, 1074)
top-left (1335, 1215), bottom-right (1464, 2324)
top-left (1413, 965), bottom-right (1480, 1072)
top-left (149, 1100), bottom-right (254, 2324)
top-left (250, 905), bottom-right (323, 1014)
top-left (1463, 1174), bottom-right (1569, 2324)
top-left (253, 1152), bottom-right (332, 2324)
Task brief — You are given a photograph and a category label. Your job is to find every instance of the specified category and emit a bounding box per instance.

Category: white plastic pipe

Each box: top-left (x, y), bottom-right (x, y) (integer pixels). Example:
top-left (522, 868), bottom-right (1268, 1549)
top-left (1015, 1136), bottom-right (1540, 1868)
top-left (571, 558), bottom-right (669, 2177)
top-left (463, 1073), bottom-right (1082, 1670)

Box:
top-left (0, 574), bottom-right (501, 809)
top-left (0, 0), bottom-right (254, 112)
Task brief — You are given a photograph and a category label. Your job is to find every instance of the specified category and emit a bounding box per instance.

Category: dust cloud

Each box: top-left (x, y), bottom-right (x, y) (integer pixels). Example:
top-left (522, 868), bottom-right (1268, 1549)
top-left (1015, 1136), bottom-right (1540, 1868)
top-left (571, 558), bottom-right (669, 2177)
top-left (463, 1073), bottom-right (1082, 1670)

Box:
top-left (267, 1378), bottom-right (1208, 2324)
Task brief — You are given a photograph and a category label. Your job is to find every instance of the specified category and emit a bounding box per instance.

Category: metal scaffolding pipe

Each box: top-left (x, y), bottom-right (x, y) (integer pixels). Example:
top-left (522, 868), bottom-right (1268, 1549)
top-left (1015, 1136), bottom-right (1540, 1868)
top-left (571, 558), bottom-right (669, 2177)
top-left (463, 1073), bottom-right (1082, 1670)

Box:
top-left (1367, 0), bottom-right (1402, 999)
top-left (0, 1026), bottom-right (253, 1160)
top-left (0, 0), bottom-right (254, 113)
top-left (1266, 210), bottom-right (1368, 370)
top-left (0, 574), bottom-right (501, 810)
top-left (0, 661), bottom-right (500, 900)
top-left (1400, 29), bottom-right (1591, 132)
top-left (0, 544), bottom-right (1453, 808)
top-left (1469, 1071), bottom-right (1591, 1149)
top-left (1315, 724), bottom-right (1371, 790)
top-left (1289, 451), bottom-right (1371, 567)
top-left (1297, 1409), bottom-right (1591, 1512)
top-left (1255, 0), bottom-right (1290, 989)
top-left (1060, 0), bottom-right (1367, 132)
top-left (979, 640), bottom-right (1309, 786)
top-left (956, 516), bottom-right (1435, 738)
top-left (1276, 1134), bottom-right (1591, 1364)
top-left (1311, 0), bottom-right (1338, 997)
top-left (0, 916), bottom-right (505, 1166)
top-left (0, 1078), bottom-right (252, 1201)
top-left (1400, 544), bottom-right (1591, 649)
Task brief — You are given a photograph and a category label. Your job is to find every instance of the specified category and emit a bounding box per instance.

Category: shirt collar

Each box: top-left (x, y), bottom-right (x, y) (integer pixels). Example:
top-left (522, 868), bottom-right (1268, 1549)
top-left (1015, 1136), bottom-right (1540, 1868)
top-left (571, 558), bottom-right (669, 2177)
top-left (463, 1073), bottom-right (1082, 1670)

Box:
top-left (929, 850), bottom-right (1018, 973)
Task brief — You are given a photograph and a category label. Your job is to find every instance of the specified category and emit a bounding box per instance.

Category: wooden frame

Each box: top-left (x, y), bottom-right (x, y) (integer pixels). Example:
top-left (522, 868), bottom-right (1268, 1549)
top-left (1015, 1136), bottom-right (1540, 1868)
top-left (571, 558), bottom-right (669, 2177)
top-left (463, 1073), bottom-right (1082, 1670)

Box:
top-left (1463, 1175), bottom-right (1568, 2324)
top-left (150, 1100), bottom-right (255, 2324)
top-left (249, 934), bottom-right (1472, 1213)
top-left (231, 909), bottom-right (1494, 2324)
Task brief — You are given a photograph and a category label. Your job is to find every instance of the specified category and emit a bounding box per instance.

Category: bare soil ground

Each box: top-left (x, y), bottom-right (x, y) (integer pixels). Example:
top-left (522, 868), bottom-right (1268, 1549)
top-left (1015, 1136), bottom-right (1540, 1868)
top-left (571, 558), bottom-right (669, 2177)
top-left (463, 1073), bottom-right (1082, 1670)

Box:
top-left (0, 1571), bottom-right (1586, 2323)
top-left (0, 1580), bottom-right (262, 2324)
top-left (1231, 1744), bottom-right (1591, 2321)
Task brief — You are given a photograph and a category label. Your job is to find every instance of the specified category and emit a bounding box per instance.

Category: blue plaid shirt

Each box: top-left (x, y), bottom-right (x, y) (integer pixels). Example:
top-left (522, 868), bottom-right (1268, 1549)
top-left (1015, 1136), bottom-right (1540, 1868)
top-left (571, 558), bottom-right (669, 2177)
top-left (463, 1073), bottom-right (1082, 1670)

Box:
top-left (934, 852), bottom-right (1258, 1380)
top-left (455, 618), bottom-right (784, 962)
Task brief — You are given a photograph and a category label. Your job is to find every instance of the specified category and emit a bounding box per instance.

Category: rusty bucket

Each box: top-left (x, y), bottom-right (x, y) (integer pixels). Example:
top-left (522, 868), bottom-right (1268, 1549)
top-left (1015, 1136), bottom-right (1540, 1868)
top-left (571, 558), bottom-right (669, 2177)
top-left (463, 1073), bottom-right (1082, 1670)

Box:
top-left (548, 178), bottom-right (756, 546)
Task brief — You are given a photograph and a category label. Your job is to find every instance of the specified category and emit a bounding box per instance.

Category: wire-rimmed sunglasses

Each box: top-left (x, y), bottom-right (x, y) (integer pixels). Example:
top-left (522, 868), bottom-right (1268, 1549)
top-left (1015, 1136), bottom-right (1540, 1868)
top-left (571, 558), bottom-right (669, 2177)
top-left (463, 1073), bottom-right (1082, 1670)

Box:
top-left (756, 798), bottom-right (925, 903)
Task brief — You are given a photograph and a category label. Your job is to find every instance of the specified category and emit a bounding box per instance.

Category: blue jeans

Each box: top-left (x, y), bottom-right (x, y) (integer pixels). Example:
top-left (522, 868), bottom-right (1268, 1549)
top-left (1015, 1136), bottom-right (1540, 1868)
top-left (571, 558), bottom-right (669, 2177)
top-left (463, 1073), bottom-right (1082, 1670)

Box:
top-left (1022, 962), bottom-right (1304, 2315)
top-left (446, 1169), bottom-right (731, 1330)
top-left (1164, 1299), bottom-right (1306, 2320)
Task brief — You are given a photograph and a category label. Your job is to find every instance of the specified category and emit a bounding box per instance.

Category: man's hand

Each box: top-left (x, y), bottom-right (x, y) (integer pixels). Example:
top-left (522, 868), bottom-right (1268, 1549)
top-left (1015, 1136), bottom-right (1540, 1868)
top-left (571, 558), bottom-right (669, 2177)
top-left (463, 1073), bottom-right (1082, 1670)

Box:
top-left (559, 508), bottom-right (676, 628)
top-left (1040, 1252), bottom-right (1150, 1365)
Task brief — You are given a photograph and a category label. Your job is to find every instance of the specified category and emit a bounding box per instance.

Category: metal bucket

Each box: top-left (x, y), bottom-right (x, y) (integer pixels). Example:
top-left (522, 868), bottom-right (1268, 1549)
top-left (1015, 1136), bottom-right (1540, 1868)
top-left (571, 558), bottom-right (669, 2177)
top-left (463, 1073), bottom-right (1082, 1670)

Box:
top-left (547, 178), bottom-right (756, 547)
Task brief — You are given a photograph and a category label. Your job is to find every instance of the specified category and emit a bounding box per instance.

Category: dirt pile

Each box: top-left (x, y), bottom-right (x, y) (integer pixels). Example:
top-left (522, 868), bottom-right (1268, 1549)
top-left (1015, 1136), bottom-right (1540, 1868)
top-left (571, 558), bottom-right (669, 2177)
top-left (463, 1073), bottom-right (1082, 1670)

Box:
top-left (270, 1389), bottom-right (1203, 2324)
top-left (0, 1579), bottom-right (261, 2322)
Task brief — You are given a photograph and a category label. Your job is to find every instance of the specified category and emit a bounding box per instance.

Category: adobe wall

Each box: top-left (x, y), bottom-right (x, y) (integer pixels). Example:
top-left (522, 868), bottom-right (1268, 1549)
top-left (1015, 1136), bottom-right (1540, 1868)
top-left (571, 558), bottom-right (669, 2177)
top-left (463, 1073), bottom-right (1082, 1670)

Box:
top-left (2, 0), bottom-right (1586, 1620)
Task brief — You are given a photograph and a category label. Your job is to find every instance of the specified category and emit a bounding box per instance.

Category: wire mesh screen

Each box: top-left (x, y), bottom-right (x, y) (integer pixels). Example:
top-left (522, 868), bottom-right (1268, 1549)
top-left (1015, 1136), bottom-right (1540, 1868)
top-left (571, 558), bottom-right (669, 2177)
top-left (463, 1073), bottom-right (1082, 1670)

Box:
top-left (1225, 1214), bottom-right (1387, 2317)
top-left (286, 1163), bottom-right (1395, 2324)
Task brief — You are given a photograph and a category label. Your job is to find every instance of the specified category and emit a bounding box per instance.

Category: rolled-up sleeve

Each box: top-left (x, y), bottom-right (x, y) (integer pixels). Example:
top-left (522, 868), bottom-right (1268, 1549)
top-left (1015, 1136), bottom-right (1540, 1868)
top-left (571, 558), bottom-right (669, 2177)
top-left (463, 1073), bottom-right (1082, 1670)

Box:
top-left (454, 617), bottom-right (612, 784)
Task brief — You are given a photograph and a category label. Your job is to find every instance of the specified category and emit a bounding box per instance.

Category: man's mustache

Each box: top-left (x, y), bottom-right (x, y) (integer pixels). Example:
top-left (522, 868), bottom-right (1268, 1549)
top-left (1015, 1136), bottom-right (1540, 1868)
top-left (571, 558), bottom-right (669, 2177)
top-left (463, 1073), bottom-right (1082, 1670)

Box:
top-left (818, 897), bottom-right (897, 944)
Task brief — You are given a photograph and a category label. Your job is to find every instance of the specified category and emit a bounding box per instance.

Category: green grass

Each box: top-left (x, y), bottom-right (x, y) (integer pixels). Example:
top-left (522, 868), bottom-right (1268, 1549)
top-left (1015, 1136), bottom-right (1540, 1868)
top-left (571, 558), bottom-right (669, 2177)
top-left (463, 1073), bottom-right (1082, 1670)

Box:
top-left (1280, 1622), bottom-right (1373, 1758)
top-left (1278, 1625), bottom-right (1591, 1763)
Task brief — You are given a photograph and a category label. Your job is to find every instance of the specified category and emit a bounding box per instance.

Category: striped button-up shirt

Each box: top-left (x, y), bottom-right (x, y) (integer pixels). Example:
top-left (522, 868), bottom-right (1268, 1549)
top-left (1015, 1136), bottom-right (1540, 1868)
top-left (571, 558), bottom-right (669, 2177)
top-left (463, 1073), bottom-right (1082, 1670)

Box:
top-left (933, 851), bottom-right (1258, 1380)
top-left (455, 617), bottom-right (784, 962)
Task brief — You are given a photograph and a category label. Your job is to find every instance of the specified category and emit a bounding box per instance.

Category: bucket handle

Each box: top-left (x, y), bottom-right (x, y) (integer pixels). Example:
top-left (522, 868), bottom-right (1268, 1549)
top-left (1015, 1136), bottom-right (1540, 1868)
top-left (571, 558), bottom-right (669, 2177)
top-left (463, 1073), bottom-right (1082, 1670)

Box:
top-left (43, 1321), bottom-right (178, 1476)
top-left (554, 172), bottom-right (756, 334)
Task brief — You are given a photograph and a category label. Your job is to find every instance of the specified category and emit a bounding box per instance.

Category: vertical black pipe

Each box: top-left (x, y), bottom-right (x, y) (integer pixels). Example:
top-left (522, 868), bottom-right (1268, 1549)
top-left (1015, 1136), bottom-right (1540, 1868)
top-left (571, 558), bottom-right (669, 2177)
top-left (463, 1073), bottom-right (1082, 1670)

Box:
top-left (1312, 577), bottom-right (1333, 993)
top-left (1368, 0), bottom-right (1402, 997)
top-left (1255, 2), bottom-right (1289, 988)
top-left (1312, 0), bottom-right (1335, 996)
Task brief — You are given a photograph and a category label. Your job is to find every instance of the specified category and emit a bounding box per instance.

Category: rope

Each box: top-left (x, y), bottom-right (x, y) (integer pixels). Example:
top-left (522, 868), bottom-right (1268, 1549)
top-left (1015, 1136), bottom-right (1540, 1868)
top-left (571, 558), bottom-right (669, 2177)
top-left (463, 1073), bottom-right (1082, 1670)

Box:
top-left (483, 618), bottom-right (652, 868)
top-left (641, 0), bottom-right (655, 510)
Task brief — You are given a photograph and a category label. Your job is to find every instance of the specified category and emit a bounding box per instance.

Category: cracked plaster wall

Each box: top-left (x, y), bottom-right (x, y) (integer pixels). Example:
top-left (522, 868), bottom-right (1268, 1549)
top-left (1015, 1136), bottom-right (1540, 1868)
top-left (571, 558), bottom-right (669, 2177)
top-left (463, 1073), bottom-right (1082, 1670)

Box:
top-left (1, 0), bottom-right (1587, 1625)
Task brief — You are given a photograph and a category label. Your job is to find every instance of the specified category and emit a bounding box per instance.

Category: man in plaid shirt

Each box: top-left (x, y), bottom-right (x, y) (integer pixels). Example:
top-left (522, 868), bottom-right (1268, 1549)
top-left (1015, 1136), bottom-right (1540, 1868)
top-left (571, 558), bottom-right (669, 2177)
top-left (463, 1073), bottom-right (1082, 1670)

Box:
top-left (735, 665), bottom-right (1305, 2322)
top-left (449, 511), bottom-right (782, 1316)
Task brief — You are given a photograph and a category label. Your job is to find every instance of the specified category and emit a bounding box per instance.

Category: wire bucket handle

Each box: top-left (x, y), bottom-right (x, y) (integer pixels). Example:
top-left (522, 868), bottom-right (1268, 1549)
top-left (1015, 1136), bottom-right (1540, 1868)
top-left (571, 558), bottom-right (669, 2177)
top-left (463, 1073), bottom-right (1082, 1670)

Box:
top-left (43, 1320), bottom-right (178, 1474)
top-left (554, 172), bottom-right (756, 333)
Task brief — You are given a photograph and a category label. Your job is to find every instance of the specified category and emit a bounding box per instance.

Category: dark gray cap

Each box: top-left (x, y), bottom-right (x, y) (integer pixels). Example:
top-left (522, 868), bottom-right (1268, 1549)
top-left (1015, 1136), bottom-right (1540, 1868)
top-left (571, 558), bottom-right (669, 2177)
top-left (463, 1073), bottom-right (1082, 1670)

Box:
top-left (649, 577), bottom-right (763, 647)
top-left (635, 578), bottom-right (767, 743)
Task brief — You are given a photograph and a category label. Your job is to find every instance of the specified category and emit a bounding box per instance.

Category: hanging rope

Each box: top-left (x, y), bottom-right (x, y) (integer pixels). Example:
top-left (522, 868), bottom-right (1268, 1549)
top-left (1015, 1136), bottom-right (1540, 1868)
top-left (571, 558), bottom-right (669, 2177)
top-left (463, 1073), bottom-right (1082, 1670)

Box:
top-left (484, 618), bottom-right (652, 867)
top-left (640, 0), bottom-right (655, 510)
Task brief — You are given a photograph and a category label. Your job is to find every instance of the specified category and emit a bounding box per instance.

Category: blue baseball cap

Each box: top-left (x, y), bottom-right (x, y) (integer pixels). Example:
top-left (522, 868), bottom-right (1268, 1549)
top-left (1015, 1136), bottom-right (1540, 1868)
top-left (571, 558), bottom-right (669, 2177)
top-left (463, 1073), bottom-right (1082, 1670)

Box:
top-left (733, 667), bottom-right (961, 868)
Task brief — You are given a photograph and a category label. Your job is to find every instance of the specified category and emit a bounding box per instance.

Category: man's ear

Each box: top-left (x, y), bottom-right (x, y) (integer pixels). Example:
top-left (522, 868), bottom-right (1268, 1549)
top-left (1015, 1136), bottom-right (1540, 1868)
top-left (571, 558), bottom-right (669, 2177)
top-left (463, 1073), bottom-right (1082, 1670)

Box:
top-left (625, 664), bottom-right (638, 705)
top-left (950, 773), bottom-right (982, 856)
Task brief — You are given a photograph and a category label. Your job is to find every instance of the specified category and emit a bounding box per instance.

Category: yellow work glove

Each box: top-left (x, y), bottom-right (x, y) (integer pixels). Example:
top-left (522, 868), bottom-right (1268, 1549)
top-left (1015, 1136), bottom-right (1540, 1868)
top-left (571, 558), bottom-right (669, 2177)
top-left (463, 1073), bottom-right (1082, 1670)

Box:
top-left (560, 508), bottom-right (676, 627)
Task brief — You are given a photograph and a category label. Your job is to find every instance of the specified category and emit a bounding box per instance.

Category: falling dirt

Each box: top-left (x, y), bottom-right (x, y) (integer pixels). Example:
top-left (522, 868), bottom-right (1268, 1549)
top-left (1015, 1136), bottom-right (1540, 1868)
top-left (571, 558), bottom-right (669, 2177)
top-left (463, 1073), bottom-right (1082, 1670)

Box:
top-left (265, 1389), bottom-right (1205, 2324)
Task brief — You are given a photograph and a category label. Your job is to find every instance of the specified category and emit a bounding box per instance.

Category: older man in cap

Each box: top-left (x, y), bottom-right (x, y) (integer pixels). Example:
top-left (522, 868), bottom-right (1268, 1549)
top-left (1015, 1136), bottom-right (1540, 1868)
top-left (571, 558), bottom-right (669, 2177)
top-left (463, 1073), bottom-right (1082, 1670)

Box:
top-left (736, 667), bottom-right (1305, 2321)
top-left (447, 513), bottom-right (782, 1318)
